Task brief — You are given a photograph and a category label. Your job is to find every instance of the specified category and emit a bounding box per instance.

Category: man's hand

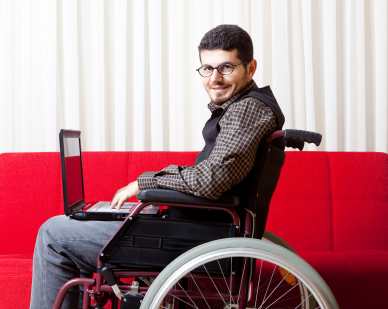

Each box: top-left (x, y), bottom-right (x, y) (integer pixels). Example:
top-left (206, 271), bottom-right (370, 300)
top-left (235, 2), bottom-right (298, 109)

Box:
top-left (110, 181), bottom-right (140, 210)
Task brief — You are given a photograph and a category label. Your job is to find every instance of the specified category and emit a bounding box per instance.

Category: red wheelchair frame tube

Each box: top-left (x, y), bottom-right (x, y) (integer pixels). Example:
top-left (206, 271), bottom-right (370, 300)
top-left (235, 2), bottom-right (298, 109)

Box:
top-left (52, 278), bottom-right (94, 309)
top-left (266, 130), bottom-right (285, 143)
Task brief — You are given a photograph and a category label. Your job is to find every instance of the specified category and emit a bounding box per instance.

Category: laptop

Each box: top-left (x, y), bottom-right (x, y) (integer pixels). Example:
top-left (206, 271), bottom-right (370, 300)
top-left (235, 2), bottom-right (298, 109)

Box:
top-left (59, 129), bottom-right (159, 220)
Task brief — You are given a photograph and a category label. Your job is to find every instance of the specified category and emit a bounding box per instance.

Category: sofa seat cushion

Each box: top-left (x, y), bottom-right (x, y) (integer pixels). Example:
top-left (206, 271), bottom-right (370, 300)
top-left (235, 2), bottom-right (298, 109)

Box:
top-left (300, 250), bottom-right (388, 308)
top-left (0, 254), bottom-right (33, 308)
top-left (301, 250), bottom-right (388, 276)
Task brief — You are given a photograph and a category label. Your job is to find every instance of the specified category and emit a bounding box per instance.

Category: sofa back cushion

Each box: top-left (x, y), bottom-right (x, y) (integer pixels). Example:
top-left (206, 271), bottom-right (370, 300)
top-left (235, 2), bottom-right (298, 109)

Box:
top-left (267, 151), bottom-right (388, 252)
top-left (83, 152), bottom-right (199, 202)
top-left (329, 152), bottom-right (388, 251)
top-left (0, 153), bottom-right (62, 255)
top-left (82, 152), bottom-right (131, 202)
top-left (266, 152), bottom-right (333, 251)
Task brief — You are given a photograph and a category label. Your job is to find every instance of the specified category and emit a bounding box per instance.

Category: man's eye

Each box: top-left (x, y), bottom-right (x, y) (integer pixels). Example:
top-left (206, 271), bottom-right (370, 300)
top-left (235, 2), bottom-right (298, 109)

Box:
top-left (203, 66), bottom-right (212, 72)
top-left (220, 64), bottom-right (233, 71)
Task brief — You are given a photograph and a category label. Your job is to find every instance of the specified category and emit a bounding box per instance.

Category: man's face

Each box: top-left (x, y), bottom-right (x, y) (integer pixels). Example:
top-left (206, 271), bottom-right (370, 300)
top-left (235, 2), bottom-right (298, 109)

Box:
top-left (200, 49), bottom-right (255, 106)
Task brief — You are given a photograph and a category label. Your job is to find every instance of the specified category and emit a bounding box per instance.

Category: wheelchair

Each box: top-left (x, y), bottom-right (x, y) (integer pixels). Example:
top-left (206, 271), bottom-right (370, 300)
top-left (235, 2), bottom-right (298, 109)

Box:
top-left (52, 130), bottom-right (339, 309)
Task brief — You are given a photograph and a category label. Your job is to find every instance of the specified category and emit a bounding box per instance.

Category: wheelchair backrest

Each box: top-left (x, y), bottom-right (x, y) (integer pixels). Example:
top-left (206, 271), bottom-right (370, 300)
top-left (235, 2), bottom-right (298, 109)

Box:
top-left (230, 136), bottom-right (286, 238)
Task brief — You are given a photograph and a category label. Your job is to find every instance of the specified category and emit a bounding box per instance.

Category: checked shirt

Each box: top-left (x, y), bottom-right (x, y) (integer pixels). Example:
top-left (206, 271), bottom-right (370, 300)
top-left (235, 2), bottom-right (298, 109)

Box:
top-left (137, 80), bottom-right (277, 199)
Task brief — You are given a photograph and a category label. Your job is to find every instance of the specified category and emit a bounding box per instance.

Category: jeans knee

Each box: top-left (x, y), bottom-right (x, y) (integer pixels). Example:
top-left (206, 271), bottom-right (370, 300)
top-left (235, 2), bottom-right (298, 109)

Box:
top-left (36, 215), bottom-right (68, 244)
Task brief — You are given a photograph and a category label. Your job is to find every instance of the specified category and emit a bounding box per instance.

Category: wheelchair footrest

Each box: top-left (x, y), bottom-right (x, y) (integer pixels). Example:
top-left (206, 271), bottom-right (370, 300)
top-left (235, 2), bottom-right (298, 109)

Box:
top-left (120, 294), bottom-right (144, 309)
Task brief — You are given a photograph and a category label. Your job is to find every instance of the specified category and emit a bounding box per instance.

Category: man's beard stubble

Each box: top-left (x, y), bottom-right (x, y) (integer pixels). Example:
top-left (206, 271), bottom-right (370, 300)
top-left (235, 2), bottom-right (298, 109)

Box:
top-left (210, 82), bottom-right (232, 106)
top-left (210, 72), bottom-right (249, 106)
top-left (214, 95), bottom-right (230, 106)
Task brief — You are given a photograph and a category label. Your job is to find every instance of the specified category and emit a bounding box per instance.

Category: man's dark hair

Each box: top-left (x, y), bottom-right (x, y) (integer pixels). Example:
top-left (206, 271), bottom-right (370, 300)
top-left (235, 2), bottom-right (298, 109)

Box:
top-left (198, 24), bottom-right (253, 67)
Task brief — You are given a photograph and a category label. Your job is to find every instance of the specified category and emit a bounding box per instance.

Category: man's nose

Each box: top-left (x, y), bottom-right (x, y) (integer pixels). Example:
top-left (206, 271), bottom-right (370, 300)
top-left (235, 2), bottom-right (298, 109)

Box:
top-left (210, 68), bottom-right (223, 83)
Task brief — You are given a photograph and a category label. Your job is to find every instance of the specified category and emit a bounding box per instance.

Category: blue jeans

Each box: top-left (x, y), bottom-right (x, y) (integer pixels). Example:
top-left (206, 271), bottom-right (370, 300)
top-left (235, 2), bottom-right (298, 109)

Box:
top-left (29, 215), bottom-right (122, 309)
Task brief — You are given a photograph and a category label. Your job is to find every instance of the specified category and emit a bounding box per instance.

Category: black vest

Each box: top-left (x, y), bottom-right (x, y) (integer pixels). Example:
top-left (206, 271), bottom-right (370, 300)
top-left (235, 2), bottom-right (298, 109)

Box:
top-left (195, 86), bottom-right (284, 166)
top-left (166, 86), bottom-right (284, 222)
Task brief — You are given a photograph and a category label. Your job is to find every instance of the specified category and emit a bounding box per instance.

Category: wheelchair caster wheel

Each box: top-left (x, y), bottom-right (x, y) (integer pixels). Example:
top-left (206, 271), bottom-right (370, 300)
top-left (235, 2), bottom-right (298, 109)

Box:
top-left (121, 294), bottom-right (144, 309)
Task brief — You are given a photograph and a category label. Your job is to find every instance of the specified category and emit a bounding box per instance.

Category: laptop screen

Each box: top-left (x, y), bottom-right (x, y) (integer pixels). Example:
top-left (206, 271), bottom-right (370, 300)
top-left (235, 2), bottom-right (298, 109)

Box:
top-left (63, 137), bottom-right (84, 206)
top-left (60, 130), bottom-right (85, 214)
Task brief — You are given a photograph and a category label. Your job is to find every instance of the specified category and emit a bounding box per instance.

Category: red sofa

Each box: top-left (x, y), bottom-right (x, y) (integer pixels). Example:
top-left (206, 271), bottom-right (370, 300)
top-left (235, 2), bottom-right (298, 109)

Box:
top-left (1, 151), bottom-right (387, 308)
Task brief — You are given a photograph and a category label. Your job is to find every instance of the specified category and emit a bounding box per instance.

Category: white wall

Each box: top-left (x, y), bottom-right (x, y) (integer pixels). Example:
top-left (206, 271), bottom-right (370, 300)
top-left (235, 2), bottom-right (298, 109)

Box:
top-left (0, 0), bottom-right (387, 153)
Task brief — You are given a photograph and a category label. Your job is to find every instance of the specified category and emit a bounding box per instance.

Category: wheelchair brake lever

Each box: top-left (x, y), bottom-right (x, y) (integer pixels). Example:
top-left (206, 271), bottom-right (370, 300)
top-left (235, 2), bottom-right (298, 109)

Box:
top-left (101, 267), bottom-right (124, 299)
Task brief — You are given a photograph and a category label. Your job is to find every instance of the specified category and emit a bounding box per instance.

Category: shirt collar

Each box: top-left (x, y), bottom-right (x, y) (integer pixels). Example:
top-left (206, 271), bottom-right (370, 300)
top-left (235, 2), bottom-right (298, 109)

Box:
top-left (207, 80), bottom-right (258, 113)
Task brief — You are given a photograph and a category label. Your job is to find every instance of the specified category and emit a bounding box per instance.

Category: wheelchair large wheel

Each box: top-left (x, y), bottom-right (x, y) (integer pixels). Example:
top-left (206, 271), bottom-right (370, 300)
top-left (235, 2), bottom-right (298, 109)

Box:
top-left (140, 238), bottom-right (338, 309)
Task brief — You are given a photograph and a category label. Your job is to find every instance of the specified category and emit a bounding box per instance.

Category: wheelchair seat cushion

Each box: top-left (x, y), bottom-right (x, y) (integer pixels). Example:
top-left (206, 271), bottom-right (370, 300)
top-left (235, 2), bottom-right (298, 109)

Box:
top-left (136, 188), bottom-right (240, 208)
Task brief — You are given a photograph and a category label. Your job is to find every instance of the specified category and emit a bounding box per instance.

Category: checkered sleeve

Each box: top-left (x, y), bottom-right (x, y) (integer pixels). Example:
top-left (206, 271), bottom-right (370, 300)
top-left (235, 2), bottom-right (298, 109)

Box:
top-left (137, 99), bottom-right (277, 199)
top-left (137, 171), bottom-right (158, 190)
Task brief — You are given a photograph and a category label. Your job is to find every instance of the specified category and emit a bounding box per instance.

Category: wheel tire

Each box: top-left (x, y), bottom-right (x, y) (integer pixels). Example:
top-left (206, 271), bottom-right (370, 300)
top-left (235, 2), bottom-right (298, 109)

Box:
top-left (140, 238), bottom-right (338, 309)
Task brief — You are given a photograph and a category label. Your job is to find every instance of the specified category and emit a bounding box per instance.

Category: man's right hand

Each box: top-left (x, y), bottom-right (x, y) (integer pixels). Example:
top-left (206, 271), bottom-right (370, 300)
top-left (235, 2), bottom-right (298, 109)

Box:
top-left (110, 181), bottom-right (140, 210)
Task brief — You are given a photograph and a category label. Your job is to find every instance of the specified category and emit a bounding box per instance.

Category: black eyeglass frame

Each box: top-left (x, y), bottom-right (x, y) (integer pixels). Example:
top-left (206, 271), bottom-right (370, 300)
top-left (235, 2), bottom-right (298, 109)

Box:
top-left (196, 61), bottom-right (248, 77)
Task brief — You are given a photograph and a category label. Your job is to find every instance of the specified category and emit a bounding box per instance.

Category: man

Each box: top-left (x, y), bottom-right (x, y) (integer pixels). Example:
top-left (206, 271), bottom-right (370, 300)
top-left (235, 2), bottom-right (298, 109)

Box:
top-left (110, 25), bottom-right (281, 211)
top-left (30, 24), bottom-right (283, 309)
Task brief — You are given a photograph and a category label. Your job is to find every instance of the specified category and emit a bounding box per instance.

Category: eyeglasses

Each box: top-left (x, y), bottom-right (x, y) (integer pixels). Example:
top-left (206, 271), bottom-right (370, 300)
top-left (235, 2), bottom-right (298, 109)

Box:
top-left (196, 61), bottom-right (247, 77)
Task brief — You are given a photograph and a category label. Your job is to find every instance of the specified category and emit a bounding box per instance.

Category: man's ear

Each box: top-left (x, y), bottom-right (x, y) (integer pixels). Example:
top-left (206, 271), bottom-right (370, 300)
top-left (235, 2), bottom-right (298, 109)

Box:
top-left (247, 59), bottom-right (257, 80)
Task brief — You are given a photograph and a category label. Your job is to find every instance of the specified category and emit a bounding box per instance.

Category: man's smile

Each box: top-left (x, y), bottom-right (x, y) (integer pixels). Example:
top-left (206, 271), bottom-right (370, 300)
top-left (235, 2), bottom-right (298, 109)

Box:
top-left (211, 85), bottom-right (230, 93)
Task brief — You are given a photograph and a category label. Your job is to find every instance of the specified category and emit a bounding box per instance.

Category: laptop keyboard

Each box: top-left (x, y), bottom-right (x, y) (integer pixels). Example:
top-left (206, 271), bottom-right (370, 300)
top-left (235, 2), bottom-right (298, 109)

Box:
top-left (88, 202), bottom-right (136, 212)
top-left (87, 201), bottom-right (159, 215)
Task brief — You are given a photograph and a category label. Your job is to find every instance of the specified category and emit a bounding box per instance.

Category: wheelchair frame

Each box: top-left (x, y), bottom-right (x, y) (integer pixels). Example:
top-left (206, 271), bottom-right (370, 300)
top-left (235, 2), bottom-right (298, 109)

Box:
top-left (52, 130), bottom-right (335, 309)
top-left (53, 202), bottom-right (249, 309)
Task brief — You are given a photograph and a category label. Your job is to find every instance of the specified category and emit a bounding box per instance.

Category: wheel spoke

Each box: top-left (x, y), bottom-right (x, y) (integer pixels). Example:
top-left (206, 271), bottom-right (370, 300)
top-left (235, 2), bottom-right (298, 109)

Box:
top-left (263, 282), bottom-right (301, 309)
top-left (217, 259), bottom-right (235, 305)
top-left (256, 276), bottom-right (288, 294)
top-left (203, 264), bottom-right (228, 307)
top-left (254, 259), bottom-right (264, 309)
top-left (195, 274), bottom-right (225, 308)
top-left (260, 271), bottom-right (290, 306)
top-left (177, 281), bottom-right (199, 309)
top-left (254, 260), bottom-right (273, 294)
top-left (237, 257), bottom-right (248, 304)
top-left (294, 292), bottom-right (312, 309)
top-left (259, 264), bottom-right (277, 308)
top-left (256, 270), bottom-right (284, 293)
top-left (189, 273), bottom-right (212, 309)
top-left (167, 293), bottom-right (198, 309)
top-left (195, 278), bottom-right (226, 308)
top-left (230, 256), bottom-right (233, 306)
top-left (264, 293), bottom-right (308, 304)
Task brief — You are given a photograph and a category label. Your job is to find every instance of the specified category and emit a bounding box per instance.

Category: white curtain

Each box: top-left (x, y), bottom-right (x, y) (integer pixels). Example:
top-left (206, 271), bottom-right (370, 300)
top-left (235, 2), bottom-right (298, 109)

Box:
top-left (0, 0), bottom-right (387, 153)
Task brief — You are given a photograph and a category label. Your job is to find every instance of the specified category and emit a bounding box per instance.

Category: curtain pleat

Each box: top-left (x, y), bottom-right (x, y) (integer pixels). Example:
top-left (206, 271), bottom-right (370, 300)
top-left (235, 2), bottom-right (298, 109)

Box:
top-left (113, 0), bottom-right (127, 151)
top-left (20, 0), bottom-right (33, 151)
top-left (41, 0), bottom-right (57, 152)
top-left (323, 0), bottom-right (338, 151)
top-left (0, 0), bottom-right (387, 153)
top-left (148, 0), bottom-right (163, 151)
top-left (374, 0), bottom-right (388, 152)
top-left (62, 0), bottom-right (80, 134)
top-left (132, 0), bottom-right (146, 151)
top-left (301, 0), bottom-right (317, 151)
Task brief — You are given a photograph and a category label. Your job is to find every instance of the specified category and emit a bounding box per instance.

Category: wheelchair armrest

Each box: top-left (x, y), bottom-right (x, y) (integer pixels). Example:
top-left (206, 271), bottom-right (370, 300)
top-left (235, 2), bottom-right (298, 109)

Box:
top-left (136, 188), bottom-right (240, 208)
